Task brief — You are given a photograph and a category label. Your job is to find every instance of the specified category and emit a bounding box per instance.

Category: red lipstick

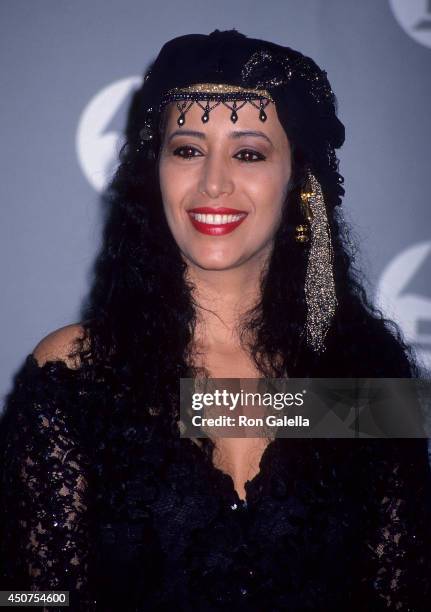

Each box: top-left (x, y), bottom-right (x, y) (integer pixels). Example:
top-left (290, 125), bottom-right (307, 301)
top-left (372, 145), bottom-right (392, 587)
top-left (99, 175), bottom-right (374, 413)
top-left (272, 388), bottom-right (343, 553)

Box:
top-left (187, 207), bottom-right (248, 236)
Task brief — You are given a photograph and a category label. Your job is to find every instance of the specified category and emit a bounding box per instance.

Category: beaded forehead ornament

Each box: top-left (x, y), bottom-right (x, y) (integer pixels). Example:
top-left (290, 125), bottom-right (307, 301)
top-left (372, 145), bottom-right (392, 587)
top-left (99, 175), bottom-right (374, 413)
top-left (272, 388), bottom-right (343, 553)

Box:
top-left (135, 30), bottom-right (343, 355)
top-left (160, 82), bottom-right (273, 127)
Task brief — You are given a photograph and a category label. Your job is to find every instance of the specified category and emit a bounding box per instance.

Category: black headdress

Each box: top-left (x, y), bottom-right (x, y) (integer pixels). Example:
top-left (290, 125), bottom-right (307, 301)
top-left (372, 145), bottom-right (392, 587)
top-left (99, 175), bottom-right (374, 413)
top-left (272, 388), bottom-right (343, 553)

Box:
top-left (134, 29), bottom-right (344, 162)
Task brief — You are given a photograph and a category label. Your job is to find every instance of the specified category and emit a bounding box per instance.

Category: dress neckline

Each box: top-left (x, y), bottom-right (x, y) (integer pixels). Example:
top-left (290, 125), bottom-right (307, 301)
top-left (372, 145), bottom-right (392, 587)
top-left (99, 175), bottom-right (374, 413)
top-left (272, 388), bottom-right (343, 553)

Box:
top-left (182, 368), bottom-right (284, 506)
top-left (221, 438), bottom-right (278, 504)
top-left (186, 434), bottom-right (280, 507)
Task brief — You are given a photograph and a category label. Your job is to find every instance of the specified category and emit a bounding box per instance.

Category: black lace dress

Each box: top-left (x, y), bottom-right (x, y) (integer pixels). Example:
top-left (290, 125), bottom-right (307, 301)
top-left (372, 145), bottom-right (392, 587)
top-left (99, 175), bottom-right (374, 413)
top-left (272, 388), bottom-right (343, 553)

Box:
top-left (1, 354), bottom-right (431, 611)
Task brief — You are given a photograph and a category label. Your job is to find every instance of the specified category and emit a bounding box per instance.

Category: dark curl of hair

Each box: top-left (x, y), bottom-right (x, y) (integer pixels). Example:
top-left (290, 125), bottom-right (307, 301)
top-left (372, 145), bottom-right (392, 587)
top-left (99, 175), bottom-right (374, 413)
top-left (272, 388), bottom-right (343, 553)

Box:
top-left (74, 71), bottom-right (422, 451)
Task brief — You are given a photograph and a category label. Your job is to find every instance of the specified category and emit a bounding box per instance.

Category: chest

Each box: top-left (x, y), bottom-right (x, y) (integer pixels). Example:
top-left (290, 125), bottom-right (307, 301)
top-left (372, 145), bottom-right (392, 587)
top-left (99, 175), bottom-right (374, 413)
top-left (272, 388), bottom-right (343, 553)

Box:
top-left (191, 346), bottom-right (270, 499)
top-left (196, 345), bottom-right (263, 378)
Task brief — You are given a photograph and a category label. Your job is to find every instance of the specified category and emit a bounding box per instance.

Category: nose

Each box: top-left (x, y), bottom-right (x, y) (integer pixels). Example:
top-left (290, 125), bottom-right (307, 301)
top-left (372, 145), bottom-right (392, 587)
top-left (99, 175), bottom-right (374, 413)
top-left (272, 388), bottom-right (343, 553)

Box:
top-left (198, 151), bottom-right (234, 199)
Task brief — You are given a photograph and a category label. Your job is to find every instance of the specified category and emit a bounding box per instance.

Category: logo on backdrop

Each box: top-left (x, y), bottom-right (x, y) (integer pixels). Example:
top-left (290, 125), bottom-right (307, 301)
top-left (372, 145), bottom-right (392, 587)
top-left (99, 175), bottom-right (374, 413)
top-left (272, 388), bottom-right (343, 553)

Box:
top-left (376, 240), bottom-right (431, 371)
top-left (76, 76), bottom-right (142, 192)
top-left (389, 0), bottom-right (431, 48)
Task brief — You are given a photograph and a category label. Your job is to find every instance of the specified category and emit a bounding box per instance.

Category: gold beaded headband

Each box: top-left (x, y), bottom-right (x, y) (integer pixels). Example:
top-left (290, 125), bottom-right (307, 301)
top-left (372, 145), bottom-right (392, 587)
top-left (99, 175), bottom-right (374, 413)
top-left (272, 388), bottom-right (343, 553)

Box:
top-left (159, 82), bottom-right (275, 127)
top-left (163, 83), bottom-right (274, 99)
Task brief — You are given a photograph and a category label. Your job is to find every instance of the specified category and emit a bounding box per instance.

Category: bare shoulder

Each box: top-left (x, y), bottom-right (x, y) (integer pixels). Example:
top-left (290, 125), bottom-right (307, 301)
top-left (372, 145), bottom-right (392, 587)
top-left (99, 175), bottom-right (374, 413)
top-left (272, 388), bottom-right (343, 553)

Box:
top-left (32, 323), bottom-right (88, 369)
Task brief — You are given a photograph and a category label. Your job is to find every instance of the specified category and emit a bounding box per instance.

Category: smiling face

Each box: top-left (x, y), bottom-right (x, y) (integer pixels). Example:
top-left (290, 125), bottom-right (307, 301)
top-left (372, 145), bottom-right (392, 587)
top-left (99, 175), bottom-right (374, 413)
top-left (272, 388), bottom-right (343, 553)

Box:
top-left (158, 97), bottom-right (292, 271)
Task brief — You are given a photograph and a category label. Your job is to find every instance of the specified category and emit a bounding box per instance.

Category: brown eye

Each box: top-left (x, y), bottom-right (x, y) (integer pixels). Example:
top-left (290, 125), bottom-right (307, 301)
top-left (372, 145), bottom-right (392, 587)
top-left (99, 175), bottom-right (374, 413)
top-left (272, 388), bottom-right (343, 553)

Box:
top-left (235, 149), bottom-right (266, 163)
top-left (173, 146), bottom-right (201, 159)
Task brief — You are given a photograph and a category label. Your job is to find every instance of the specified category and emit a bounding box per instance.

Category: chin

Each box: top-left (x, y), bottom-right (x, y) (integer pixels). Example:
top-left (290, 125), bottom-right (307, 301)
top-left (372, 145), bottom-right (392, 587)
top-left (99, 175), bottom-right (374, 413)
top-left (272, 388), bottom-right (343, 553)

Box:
top-left (193, 259), bottom-right (239, 271)
top-left (187, 251), bottom-right (245, 271)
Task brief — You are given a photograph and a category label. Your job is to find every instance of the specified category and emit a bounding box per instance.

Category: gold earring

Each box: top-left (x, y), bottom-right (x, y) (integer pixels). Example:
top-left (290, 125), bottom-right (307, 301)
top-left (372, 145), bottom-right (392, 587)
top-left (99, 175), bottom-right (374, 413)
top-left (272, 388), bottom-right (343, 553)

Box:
top-left (298, 170), bottom-right (337, 354)
top-left (295, 179), bottom-right (314, 243)
top-left (294, 224), bottom-right (309, 243)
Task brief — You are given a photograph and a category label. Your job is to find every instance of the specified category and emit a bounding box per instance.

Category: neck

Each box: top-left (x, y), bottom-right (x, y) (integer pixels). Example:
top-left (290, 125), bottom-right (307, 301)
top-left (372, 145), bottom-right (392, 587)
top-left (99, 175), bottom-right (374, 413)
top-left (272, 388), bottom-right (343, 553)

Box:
top-left (185, 249), bottom-right (270, 350)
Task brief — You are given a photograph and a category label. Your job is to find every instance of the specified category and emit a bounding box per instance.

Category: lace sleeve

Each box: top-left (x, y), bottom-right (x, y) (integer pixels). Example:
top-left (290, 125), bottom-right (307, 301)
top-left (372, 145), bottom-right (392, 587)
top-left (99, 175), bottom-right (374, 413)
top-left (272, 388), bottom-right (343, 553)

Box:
top-left (0, 356), bottom-right (96, 611)
top-left (356, 438), bottom-right (431, 611)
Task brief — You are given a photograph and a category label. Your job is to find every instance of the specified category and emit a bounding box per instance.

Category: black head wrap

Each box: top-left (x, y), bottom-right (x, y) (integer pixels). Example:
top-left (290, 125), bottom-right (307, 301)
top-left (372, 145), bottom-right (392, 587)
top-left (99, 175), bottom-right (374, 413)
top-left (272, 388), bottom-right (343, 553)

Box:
top-left (127, 28), bottom-right (345, 202)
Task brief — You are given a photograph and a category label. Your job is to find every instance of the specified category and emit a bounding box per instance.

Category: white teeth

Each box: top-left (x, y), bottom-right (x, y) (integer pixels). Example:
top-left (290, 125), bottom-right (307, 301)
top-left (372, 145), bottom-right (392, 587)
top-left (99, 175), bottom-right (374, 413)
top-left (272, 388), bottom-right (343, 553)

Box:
top-left (190, 212), bottom-right (246, 225)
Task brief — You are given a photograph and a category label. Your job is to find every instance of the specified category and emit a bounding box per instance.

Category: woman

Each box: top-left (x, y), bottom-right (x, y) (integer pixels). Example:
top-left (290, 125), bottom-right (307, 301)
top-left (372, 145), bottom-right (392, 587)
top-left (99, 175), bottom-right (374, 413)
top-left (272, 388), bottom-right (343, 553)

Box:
top-left (0, 29), bottom-right (430, 611)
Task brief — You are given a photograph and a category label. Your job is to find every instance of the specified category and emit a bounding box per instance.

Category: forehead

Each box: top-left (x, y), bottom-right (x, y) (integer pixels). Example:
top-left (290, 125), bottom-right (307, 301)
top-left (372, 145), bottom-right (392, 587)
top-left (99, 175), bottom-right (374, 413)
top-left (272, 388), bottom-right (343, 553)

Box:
top-left (161, 99), bottom-right (287, 142)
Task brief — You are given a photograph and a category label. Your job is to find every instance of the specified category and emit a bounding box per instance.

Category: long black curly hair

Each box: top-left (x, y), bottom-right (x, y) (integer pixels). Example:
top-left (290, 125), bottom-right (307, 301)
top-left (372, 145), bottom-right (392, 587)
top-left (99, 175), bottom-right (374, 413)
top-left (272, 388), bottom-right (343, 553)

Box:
top-left (72, 54), bottom-right (421, 449)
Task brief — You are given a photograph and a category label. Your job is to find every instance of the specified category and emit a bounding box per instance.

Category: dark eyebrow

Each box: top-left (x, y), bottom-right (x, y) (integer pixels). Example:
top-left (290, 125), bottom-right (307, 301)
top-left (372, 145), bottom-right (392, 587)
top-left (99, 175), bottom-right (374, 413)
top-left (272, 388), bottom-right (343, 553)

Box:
top-left (167, 129), bottom-right (273, 145)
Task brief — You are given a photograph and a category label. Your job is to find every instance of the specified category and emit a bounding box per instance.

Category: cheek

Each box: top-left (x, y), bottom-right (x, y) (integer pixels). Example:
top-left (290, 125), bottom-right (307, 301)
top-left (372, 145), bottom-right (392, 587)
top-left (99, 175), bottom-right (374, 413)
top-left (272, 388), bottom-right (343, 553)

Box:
top-left (159, 161), bottom-right (184, 220)
top-left (159, 157), bottom-right (197, 192)
top-left (247, 166), bottom-right (289, 215)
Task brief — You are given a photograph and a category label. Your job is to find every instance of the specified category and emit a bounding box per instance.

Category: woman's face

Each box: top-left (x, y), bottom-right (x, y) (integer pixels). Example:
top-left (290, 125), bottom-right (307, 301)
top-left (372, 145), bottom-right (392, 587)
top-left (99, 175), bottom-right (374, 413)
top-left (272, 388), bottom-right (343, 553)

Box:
top-left (158, 98), bottom-right (292, 271)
